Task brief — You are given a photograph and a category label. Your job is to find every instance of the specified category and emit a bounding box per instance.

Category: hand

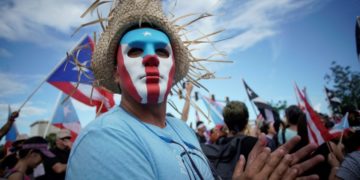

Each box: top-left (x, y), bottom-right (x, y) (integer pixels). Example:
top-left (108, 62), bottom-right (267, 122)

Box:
top-left (232, 134), bottom-right (324, 180)
top-left (327, 141), bottom-right (344, 166)
top-left (8, 111), bottom-right (19, 122)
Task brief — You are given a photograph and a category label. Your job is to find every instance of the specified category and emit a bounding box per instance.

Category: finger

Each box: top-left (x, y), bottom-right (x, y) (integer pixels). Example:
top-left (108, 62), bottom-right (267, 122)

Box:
top-left (280, 135), bottom-right (301, 154)
top-left (232, 155), bottom-right (246, 180)
top-left (296, 174), bottom-right (319, 180)
top-left (247, 133), bottom-right (267, 165)
top-left (290, 143), bottom-right (318, 165)
top-left (246, 148), bottom-right (271, 177)
top-left (283, 168), bottom-right (299, 180)
top-left (260, 147), bottom-right (287, 177)
top-left (291, 155), bottom-right (324, 175)
top-left (268, 154), bottom-right (292, 180)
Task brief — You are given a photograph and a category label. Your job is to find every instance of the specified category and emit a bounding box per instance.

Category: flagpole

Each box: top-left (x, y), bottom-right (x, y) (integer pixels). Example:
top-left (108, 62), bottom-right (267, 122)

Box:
top-left (43, 92), bottom-right (62, 138)
top-left (18, 34), bottom-right (89, 112)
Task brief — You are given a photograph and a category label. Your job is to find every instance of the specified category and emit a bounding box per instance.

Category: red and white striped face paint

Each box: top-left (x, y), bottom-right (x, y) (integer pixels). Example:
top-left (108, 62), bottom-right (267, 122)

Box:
top-left (116, 28), bottom-right (175, 104)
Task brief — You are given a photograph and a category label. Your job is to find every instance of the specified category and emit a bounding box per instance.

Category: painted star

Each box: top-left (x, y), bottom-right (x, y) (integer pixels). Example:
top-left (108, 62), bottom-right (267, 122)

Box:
top-left (72, 61), bottom-right (90, 73)
top-left (143, 31), bottom-right (152, 37)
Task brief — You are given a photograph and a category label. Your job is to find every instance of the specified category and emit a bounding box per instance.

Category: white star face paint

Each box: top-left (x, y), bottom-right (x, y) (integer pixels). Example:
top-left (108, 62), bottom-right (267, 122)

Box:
top-left (116, 28), bottom-right (175, 104)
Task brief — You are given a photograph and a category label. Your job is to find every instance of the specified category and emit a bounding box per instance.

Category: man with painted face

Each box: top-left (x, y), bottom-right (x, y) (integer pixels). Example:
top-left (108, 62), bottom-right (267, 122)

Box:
top-left (67, 1), bottom-right (325, 179)
top-left (67, 27), bottom-right (214, 180)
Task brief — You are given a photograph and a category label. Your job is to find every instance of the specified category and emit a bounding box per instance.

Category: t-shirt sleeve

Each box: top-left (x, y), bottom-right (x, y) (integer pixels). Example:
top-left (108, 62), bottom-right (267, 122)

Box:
top-left (66, 127), bottom-right (156, 180)
top-left (336, 152), bottom-right (360, 180)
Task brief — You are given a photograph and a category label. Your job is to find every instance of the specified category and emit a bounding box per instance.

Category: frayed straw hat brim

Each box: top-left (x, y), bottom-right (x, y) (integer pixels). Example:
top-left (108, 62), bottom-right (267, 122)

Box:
top-left (92, 1), bottom-right (189, 94)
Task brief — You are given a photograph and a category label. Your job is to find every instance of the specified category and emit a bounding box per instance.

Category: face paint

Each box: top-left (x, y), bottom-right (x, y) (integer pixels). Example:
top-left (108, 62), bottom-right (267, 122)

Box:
top-left (116, 28), bottom-right (175, 104)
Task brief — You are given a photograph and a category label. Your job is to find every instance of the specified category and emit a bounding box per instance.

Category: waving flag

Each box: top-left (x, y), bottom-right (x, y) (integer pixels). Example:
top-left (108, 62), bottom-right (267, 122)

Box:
top-left (47, 35), bottom-right (115, 114)
top-left (201, 96), bottom-right (224, 125)
top-left (295, 84), bottom-right (332, 145)
top-left (324, 87), bottom-right (342, 115)
top-left (5, 106), bottom-right (18, 153)
top-left (330, 112), bottom-right (350, 137)
top-left (52, 93), bottom-right (81, 141)
top-left (243, 79), bottom-right (275, 123)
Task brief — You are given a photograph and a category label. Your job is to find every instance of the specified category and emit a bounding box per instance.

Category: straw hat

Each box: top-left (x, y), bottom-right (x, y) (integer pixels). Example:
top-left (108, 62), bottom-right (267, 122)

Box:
top-left (91, 0), bottom-right (190, 94)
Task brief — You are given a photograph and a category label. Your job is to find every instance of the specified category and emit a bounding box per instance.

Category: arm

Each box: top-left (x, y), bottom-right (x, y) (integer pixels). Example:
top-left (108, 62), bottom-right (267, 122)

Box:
top-left (8, 171), bottom-right (23, 180)
top-left (0, 111), bottom-right (19, 140)
top-left (181, 82), bottom-right (193, 122)
top-left (52, 162), bottom-right (67, 173)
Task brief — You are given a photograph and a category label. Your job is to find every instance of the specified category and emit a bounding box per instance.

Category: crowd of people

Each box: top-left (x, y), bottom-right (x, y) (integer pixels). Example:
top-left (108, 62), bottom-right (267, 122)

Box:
top-left (0, 120), bottom-right (72, 180)
top-left (181, 83), bottom-right (360, 180)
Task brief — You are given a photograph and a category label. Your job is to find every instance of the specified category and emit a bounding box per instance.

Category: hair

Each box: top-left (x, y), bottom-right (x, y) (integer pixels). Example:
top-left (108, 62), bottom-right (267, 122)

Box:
top-left (285, 105), bottom-right (304, 125)
top-left (18, 136), bottom-right (49, 159)
top-left (293, 113), bottom-right (309, 153)
top-left (260, 123), bottom-right (269, 134)
top-left (223, 101), bottom-right (249, 133)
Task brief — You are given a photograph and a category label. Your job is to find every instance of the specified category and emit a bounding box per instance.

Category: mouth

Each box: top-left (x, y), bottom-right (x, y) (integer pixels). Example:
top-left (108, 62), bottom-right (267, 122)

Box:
top-left (140, 73), bottom-right (163, 83)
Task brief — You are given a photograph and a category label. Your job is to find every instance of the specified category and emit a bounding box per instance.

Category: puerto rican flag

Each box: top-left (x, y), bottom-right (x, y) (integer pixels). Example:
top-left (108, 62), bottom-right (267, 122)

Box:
top-left (5, 106), bottom-right (18, 154)
top-left (52, 93), bottom-right (81, 142)
top-left (295, 84), bottom-right (332, 145)
top-left (201, 95), bottom-right (225, 125)
top-left (329, 112), bottom-right (350, 138)
top-left (46, 35), bottom-right (115, 114)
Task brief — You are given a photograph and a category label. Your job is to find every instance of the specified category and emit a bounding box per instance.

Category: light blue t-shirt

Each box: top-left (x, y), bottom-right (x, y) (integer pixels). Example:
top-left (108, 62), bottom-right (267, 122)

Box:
top-left (66, 106), bottom-right (214, 180)
top-left (277, 128), bottom-right (297, 145)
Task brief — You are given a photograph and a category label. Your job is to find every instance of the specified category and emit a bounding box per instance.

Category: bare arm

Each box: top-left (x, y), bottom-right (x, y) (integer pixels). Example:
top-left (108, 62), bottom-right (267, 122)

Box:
top-left (0, 111), bottom-right (18, 140)
top-left (52, 162), bottom-right (67, 173)
top-left (181, 83), bottom-right (193, 122)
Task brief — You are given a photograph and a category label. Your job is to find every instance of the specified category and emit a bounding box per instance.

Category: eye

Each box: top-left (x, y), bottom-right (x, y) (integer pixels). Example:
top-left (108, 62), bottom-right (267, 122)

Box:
top-left (127, 48), bottom-right (143, 58)
top-left (156, 48), bottom-right (170, 58)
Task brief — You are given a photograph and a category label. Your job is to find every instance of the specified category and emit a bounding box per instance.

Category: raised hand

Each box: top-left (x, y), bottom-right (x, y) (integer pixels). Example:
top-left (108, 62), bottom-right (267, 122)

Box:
top-left (232, 134), bottom-right (324, 180)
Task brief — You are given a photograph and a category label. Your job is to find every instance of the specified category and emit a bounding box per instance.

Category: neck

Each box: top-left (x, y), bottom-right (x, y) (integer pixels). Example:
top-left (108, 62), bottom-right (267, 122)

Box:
top-left (120, 93), bottom-right (167, 128)
top-left (289, 125), bottom-right (297, 131)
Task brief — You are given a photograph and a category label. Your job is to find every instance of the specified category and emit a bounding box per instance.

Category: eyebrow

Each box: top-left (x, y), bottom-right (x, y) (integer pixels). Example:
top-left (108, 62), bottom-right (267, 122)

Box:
top-left (128, 41), bottom-right (169, 48)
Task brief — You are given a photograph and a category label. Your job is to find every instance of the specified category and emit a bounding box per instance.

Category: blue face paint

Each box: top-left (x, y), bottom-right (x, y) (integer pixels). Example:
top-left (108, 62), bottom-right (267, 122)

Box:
top-left (117, 28), bottom-right (175, 104)
top-left (120, 28), bottom-right (171, 58)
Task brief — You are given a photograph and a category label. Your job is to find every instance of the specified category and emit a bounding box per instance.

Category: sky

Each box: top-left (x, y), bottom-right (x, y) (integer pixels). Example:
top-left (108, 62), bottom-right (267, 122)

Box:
top-left (0, 0), bottom-right (360, 137)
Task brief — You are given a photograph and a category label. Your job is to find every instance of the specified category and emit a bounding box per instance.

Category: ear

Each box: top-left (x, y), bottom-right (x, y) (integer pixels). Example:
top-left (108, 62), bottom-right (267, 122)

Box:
top-left (114, 70), bottom-right (121, 84)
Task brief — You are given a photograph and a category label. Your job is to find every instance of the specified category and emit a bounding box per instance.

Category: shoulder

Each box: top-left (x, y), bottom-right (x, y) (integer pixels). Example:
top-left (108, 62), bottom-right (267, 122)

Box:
top-left (67, 108), bottom-right (155, 179)
top-left (166, 116), bottom-right (199, 147)
top-left (336, 151), bottom-right (360, 180)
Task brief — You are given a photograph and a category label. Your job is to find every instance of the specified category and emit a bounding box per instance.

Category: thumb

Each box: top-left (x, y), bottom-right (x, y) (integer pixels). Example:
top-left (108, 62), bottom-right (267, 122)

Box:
top-left (233, 155), bottom-right (246, 180)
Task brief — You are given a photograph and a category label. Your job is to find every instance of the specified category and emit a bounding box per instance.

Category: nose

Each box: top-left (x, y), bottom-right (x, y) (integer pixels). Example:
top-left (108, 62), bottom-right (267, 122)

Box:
top-left (142, 55), bottom-right (159, 67)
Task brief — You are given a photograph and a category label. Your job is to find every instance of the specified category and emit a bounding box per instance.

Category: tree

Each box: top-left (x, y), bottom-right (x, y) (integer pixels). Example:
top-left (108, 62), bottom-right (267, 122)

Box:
top-left (269, 100), bottom-right (287, 113)
top-left (324, 61), bottom-right (360, 110)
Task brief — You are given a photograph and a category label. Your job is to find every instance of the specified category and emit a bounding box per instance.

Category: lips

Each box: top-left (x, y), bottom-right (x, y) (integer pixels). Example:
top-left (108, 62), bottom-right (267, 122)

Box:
top-left (141, 67), bottom-right (161, 83)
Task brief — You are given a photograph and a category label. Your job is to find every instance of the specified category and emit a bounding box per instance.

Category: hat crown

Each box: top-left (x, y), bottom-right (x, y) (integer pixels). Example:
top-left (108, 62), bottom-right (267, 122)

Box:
top-left (111, 0), bottom-right (163, 17)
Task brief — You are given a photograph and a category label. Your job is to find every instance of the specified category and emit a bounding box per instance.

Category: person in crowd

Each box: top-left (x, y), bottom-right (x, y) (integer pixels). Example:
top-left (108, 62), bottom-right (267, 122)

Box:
top-left (209, 125), bottom-right (228, 145)
top-left (67, 0), bottom-right (325, 179)
top-left (196, 121), bottom-right (208, 143)
top-left (0, 134), bottom-right (28, 177)
top-left (37, 129), bottom-right (72, 180)
top-left (259, 121), bottom-right (277, 151)
top-left (3, 136), bottom-right (54, 180)
top-left (327, 140), bottom-right (360, 180)
top-left (0, 111), bottom-right (19, 141)
top-left (278, 105), bottom-right (303, 145)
